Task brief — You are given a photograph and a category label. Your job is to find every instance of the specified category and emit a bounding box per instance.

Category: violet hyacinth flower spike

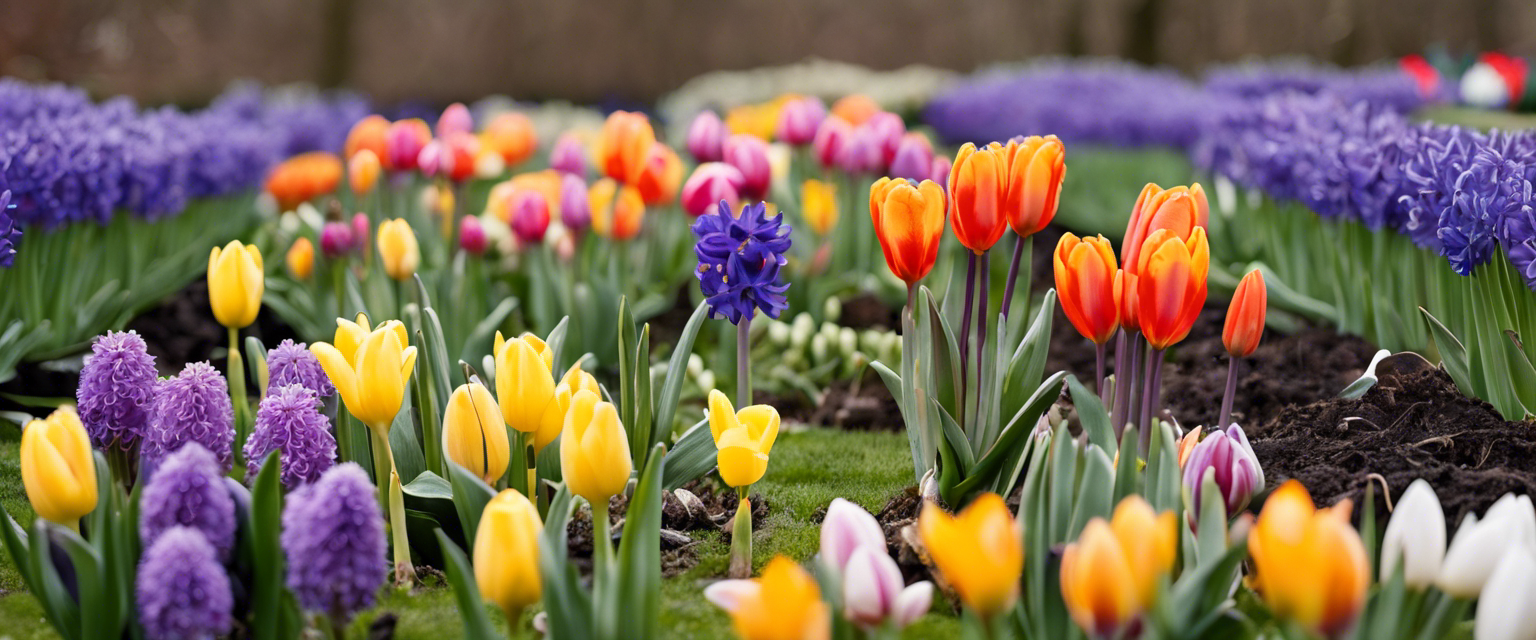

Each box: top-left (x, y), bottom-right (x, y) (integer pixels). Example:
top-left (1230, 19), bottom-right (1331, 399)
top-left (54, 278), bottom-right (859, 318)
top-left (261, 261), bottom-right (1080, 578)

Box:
top-left (76, 330), bottom-right (158, 485)
top-left (245, 384), bottom-right (338, 489)
top-left (141, 361), bottom-right (236, 471)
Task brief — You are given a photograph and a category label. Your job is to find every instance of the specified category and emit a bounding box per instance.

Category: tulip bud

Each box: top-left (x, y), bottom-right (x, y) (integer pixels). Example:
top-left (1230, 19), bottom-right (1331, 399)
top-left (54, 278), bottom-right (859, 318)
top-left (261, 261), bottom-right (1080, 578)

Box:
top-left (349, 149), bottom-right (381, 196)
top-left (437, 103), bottom-right (473, 138)
top-left (474, 489), bottom-right (543, 622)
top-left (265, 152), bottom-right (344, 212)
top-left (588, 179), bottom-right (645, 241)
top-left (774, 97), bottom-right (826, 146)
top-left (344, 115), bottom-right (390, 167)
top-left (813, 116), bottom-right (852, 169)
top-left (948, 142), bottom-right (1010, 255)
top-left (1136, 227), bottom-right (1209, 350)
top-left (707, 390), bottom-right (780, 488)
top-left (705, 556), bottom-right (831, 640)
top-left (831, 94), bottom-right (881, 126)
top-left (837, 127), bottom-right (884, 175)
top-left (918, 493), bottom-right (1023, 619)
top-left (482, 112), bottom-right (537, 167)
top-left (1437, 493), bottom-right (1536, 597)
top-left (1248, 481), bottom-right (1369, 637)
top-left (376, 219), bottom-right (420, 281)
top-left (443, 382), bottom-right (510, 485)
top-left (492, 331), bottom-right (556, 435)
top-left (1223, 270), bottom-right (1267, 358)
top-left (549, 133), bottom-right (587, 176)
top-left (1176, 426), bottom-right (1201, 468)
top-left (1182, 424), bottom-right (1265, 520)
top-left (351, 213), bottom-right (370, 254)
top-left (286, 237), bottom-right (315, 280)
top-left (510, 191), bottom-right (551, 245)
top-left (320, 221), bottom-right (355, 259)
top-left (600, 111), bottom-right (656, 186)
top-left (818, 498), bottom-right (886, 580)
top-left (385, 119), bottom-right (432, 173)
top-left (1003, 135), bottom-right (1065, 238)
top-left (1053, 233), bottom-right (1120, 345)
top-left (20, 406), bottom-right (98, 526)
top-left (559, 173), bottom-right (592, 233)
top-left (208, 240), bottom-right (265, 329)
top-left (887, 133), bottom-right (934, 182)
top-left (723, 134), bottom-right (771, 201)
top-left (1060, 497), bottom-right (1177, 638)
top-left (686, 110), bottom-right (727, 163)
top-left (869, 177), bottom-right (948, 286)
top-left (681, 163), bottom-right (745, 217)
top-left (1121, 183), bottom-right (1204, 278)
top-left (864, 112), bottom-right (906, 165)
top-left (1379, 479), bottom-right (1446, 589)
top-left (1473, 545), bottom-right (1536, 640)
top-left (460, 215), bottom-right (489, 255)
top-left (800, 179), bottom-right (837, 236)
top-left (843, 545), bottom-right (932, 630)
top-left (559, 389), bottom-right (633, 505)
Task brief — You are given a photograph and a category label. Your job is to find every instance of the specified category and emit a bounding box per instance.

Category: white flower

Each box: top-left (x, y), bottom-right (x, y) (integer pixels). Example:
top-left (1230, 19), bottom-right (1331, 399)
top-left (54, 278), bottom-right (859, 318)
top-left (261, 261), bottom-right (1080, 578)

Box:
top-left (1437, 494), bottom-right (1536, 598)
top-left (1473, 544), bottom-right (1536, 640)
top-left (1379, 479), bottom-right (1445, 588)
top-left (842, 545), bottom-right (931, 630)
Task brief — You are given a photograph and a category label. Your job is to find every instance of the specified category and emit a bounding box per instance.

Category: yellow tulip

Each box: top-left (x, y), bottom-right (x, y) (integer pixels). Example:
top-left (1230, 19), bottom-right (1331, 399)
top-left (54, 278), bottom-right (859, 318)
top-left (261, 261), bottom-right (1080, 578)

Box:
top-left (376, 219), bottom-right (420, 281)
top-left (1248, 480), bottom-right (1369, 638)
top-left (1060, 496), bottom-right (1177, 638)
top-left (705, 555), bottom-right (831, 640)
top-left (310, 313), bottom-right (418, 431)
top-left (559, 389), bottom-right (632, 506)
top-left (802, 179), bottom-right (837, 236)
top-left (207, 240), bottom-right (264, 329)
top-left (286, 236), bottom-right (314, 280)
top-left (20, 407), bottom-right (98, 527)
top-left (492, 331), bottom-right (557, 434)
top-left (442, 382), bottom-right (510, 485)
top-left (918, 493), bottom-right (1023, 618)
top-left (707, 390), bottom-right (780, 488)
top-left (473, 489), bottom-right (543, 622)
top-left (534, 363), bottom-right (600, 453)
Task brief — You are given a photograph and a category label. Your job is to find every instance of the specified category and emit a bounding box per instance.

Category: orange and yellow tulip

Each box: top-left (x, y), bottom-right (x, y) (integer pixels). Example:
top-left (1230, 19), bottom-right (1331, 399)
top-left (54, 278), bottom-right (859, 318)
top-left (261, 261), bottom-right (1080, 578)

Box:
top-left (917, 493), bottom-right (1023, 619)
top-left (265, 152), bottom-right (343, 212)
top-left (482, 112), bottom-right (538, 167)
top-left (705, 556), bottom-right (831, 640)
top-left (1121, 183), bottom-right (1207, 277)
top-left (725, 99), bottom-right (787, 141)
top-left (598, 111), bottom-right (656, 186)
top-left (589, 178), bottom-right (645, 241)
top-left (1223, 270), bottom-right (1267, 358)
top-left (1177, 426), bottom-right (1202, 467)
top-left (344, 115), bottom-right (390, 166)
top-left (1248, 481), bottom-right (1369, 638)
top-left (1135, 227), bottom-right (1209, 351)
top-left (869, 178), bottom-right (947, 286)
top-left (1054, 233), bottom-right (1120, 344)
top-left (831, 94), bottom-right (881, 126)
top-left (802, 179), bottom-right (837, 236)
top-left (947, 143), bottom-right (1009, 255)
top-left (1003, 135), bottom-right (1065, 238)
top-left (349, 149), bottom-right (381, 196)
top-left (286, 237), bottom-right (314, 280)
top-left (636, 143), bottom-right (684, 205)
top-left (1060, 496), bottom-right (1177, 638)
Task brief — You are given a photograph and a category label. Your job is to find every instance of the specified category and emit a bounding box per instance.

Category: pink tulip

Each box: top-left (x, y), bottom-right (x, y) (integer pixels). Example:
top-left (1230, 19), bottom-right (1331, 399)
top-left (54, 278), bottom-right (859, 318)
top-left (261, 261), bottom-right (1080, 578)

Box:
top-left (550, 134), bottom-right (587, 176)
top-left (775, 97), bottom-right (826, 146)
top-left (350, 213), bottom-right (370, 254)
top-left (680, 163), bottom-right (745, 217)
top-left (559, 172), bottom-right (591, 233)
top-left (687, 110), bottom-right (727, 163)
top-left (842, 545), bottom-right (933, 630)
top-left (864, 112), bottom-right (906, 164)
top-left (929, 156), bottom-right (952, 188)
top-left (812, 116), bottom-right (852, 169)
top-left (819, 498), bottom-right (886, 579)
top-left (459, 215), bottom-right (488, 255)
top-left (836, 127), bottom-right (883, 175)
top-left (437, 103), bottom-right (473, 138)
top-left (320, 221), bottom-right (355, 258)
top-left (722, 134), bottom-right (771, 201)
top-left (1183, 424), bottom-right (1266, 521)
top-left (510, 191), bottom-right (550, 245)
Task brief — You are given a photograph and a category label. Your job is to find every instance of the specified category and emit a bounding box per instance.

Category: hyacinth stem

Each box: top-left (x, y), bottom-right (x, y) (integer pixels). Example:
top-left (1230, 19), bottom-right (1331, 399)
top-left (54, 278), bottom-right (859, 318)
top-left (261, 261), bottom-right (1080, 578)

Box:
top-left (737, 314), bottom-right (752, 408)
top-left (326, 614), bottom-right (346, 640)
top-left (1110, 330), bottom-right (1129, 436)
top-left (105, 446), bottom-right (136, 492)
top-left (958, 253), bottom-right (977, 425)
top-left (1002, 233), bottom-right (1026, 321)
top-left (729, 487), bottom-right (752, 579)
top-left (1219, 357), bottom-right (1239, 430)
top-left (1095, 342), bottom-right (1107, 397)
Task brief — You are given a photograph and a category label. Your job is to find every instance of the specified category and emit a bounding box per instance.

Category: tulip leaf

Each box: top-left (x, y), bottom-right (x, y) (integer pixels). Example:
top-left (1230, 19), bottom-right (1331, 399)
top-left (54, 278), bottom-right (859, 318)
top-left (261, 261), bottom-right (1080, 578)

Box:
top-left (1166, 540), bottom-right (1248, 635)
top-left (1194, 469), bottom-right (1228, 567)
top-left (1112, 426), bottom-right (1140, 505)
top-left (387, 389), bottom-right (427, 487)
top-left (243, 336), bottom-right (269, 400)
top-left (1145, 421), bottom-right (1182, 514)
top-left (423, 305), bottom-right (454, 414)
top-left (1000, 290), bottom-right (1056, 430)
top-left (539, 487), bottom-right (594, 639)
top-left (459, 297), bottom-right (518, 368)
top-left (654, 301), bottom-right (710, 448)
top-left (248, 450), bottom-right (299, 640)
top-left (612, 443), bottom-right (666, 639)
top-left (545, 316), bottom-right (571, 374)
top-left (1339, 349), bottom-right (1391, 400)
top-left (617, 297), bottom-right (637, 449)
top-left (633, 323), bottom-right (655, 465)
top-left (1066, 374), bottom-right (1115, 457)
top-left (54, 525), bottom-right (107, 640)
top-left (433, 529), bottom-right (502, 640)
top-left (447, 461), bottom-right (497, 551)
top-left (661, 419), bottom-right (715, 491)
top-left (936, 398), bottom-right (974, 476)
top-left (870, 360), bottom-right (903, 406)
top-left (922, 286), bottom-right (962, 418)
top-left (29, 519), bottom-right (80, 640)
top-left (402, 470), bottom-right (454, 500)
top-left (1046, 422), bottom-right (1079, 544)
top-left (0, 507), bottom-right (49, 631)
top-left (945, 371), bottom-right (1065, 506)
top-left (1067, 444), bottom-right (1114, 540)
top-left (1420, 307), bottom-right (1475, 400)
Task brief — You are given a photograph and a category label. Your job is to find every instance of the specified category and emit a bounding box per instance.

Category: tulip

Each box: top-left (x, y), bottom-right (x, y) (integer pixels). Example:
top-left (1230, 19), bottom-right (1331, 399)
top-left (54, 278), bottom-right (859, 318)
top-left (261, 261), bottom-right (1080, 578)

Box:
top-left (376, 219), bottom-right (420, 281)
top-left (774, 97), bottom-right (825, 146)
top-left (474, 489), bottom-right (543, 623)
top-left (320, 221), bottom-right (355, 259)
top-left (344, 115), bottom-right (390, 167)
top-left (869, 177), bottom-right (947, 287)
top-left (705, 556), bottom-right (831, 640)
top-left (599, 111), bottom-right (656, 185)
top-left (385, 119), bottom-right (432, 173)
top-left (707, 390), bottom-right (780, 488)
top-left (836, 127), bottom-right (884, 175)
top-left (420, 133), bottom-right (479, 184)
top-left (801, 179), bottom-right (837, 236)
top-left (286, 237), bottom-right (314, 280)
top-left (864, 112), bottom-right (905, 165)
top-left (492, 331), bottom-right (556, 436)
top-left (1003, 135), bottom-right (1065, 239)
top-left (636, 143), bottom-right (683, 205)
top-left (812, 116), bottom-right (851, 169)
top-left (1437, 493), bottom-right (1536, 597)
top-left (482, 112), bottom-right (537, 167)
top-left (559, 173), bottom-right (591, 233)
top-left (1121, 183), bottom-right (1206, 278)
top-left (724, 134), bottom-right (771, 201)
top-left (442, 382), bottom-right (510, 485)
top-left (549, 133), bottom-right (587, 176)
top-left (1220, 269), bottom-right (1267, 427)
top-left (1248, 480), bottom-right (1369, 638)
top-left (687, 110), bottom-right (727, 162)
top-left (1060, 496), bottom-right (1176, 638)
top-left (843, 545), bottom-right (932, 630)
top-left (1473, 545), bottom-right (1536, 640)
top-left (20, 406), bottom-right (98, 528)
top-left (588, 178), bottom-right (645, 241)
top-left (1176, 426), bottom-right (1201, 467)
top-left (681, 163), bottom-right (745, 217)
top-left (888, 133), bottom-right (934, 182)
top-left (349, 149), bottom-right (381, 196)
top-left (1136, 227), bottom-right (1209, 351)
top-left (948, 142), bottom-right (1009, 255)
top-left (917, 493), bottom-right (1023, 619)
top-left (818, 498), bottom-right (887, 580)
top-left (929, 156), bottom-right (951, 187)
top-left (208, 241), bottom-right (264, 330)
top-left (559, 389), bottom-right (632, 507)
top-left (459, 214), bottom-right (488, 255)
top-left (1054, 233), bottom-right (1120, 345)
top-left (725, 100), bottom-right (782, 141)
top-left (1182, 424), bottom-right (1265, 520)
top-left (534, 363), bottom-right (600, 454)
top-left (310, 314), bottom-right (419, 433)
top-left (266, 152), bottom-right (344, 212)
top-left (437, 103), bottom-right (473, 138)
top-left (509, 191), bottom-right (551, 245)
top-left (1379, 479), bottom-right (1446, 589)
top-left (831, 94), bottom-right (880, 126)
top-left (351, 213), bottom-right (371, 255)
top-left (1115, 269), bottom-right (1140, 333)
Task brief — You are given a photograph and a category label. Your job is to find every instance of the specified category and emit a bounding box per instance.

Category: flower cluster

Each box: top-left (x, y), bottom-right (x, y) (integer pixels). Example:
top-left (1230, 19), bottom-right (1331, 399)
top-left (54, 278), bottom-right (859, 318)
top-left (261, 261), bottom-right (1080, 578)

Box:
top-left (691, 201), bottom-right (792, 324)
top-left (0, 190), bottom-right (19, 268)
top-left (266, 339), bottom-right (335, 400)
top-left (141, 362), bottom-right (236, 470)
top-left (245, 384), bottom-right (337, 488)
top-left (139, 443), bottom-right (238, 558)
top-left (135, 526), bottom-right (234, 640)
top-left (281, 463), bottom-right (387, 622)
top-left (75, 330), bottom-right (158, 452)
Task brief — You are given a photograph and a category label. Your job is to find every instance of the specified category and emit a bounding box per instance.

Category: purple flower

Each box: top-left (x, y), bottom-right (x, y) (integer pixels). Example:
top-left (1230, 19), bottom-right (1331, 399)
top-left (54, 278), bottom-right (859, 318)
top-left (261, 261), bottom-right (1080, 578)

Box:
top-left (0, 190), bottom-right (20, 268)
top-left (281, 463), bottom-right (386, 622)
top-left (140, 443), bottom-right (237, 559)
top-left (77, 330), bottom-right (158, 452)
top-left (142, 362), bottom-right (235, 470)
top-left (135, 526), bottom-right (233, 640)
top-left (1440, 145), bottom-right (1532, 276)
top-left (887, 136), bottom-right (934, 182)
top-left (549, 134), bottom-right (587, 177)
top-left (560, 172), bottom-right (592, 233)
top-left (687, 110), bottom-right (727, 163)
top-left (692, 201), bottom-right (792, 324)
top-left (246, 384), bottom-right (337, 489)
top-left (1182, 425), bottom-right (1265, 520)
top-left (266, 339), bottom-right (334, 400)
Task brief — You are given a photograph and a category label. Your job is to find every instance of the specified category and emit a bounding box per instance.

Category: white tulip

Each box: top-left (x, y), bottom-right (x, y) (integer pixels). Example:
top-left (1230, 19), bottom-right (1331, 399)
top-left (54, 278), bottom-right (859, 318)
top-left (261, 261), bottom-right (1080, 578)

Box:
top-left (1438, 494), bottom-right (1536, 598)
top-left (842, 545), bottom-right (932, 630)
top-left (1379, 479), bottom-right (1445, 588)
top-left (818, 498), bottom-right (886, 580)
top-left (1474, 545), bottom-right (1536, 640)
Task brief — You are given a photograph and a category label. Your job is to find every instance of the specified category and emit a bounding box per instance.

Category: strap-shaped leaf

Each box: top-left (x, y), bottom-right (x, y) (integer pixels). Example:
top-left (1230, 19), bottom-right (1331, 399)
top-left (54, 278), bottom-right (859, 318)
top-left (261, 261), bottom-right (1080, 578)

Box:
top-left (661, 419), bottom-right (715, 490)
top-left (1501, 330), bottom-right (1536, 418)
top-left (1066, 444), bottom-right (1114, 540)
top-left (1112, 427), bottom-right (1141, 506)
top-left (458, 297), bottom-right (518, 368)
top-left (539, 487), bottom-right (594, 638)
top-left (945, 371), bottom-right (1066, 505)
top-left (447, 461), bottom-right (497, 551)
top-left (654, 302), bottom-right (711, 449)
top-left (54, 524), bottom-right (106, 639)
top-left (611, 443), bottom-right (667, 639)
top-left (29, 519), bottom-right (80, 640)
top-left (1067, 374), bottom-right (1115, 456)
top-left (433, 529), bottom-right (501, 640)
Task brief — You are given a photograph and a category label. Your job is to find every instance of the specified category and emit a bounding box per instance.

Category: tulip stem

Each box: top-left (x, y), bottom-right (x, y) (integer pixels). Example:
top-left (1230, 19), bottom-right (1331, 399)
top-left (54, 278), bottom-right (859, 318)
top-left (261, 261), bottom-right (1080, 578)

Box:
top-left (228, 327), bottom-right (250, 468)
top-left (1110, 330), bottom-right (1129, 436)
top-left (1095, 342), bottom-right (1107, 397)
top-left (369, 427), bottom-right (413, 586)
top-left (737, 315), bottom-right (752, 407)
top-left (975, 250), bottom-right (989, 430)
top-left (729, 491), bottom-right (752, 579)
top-left (1139, 346), bottom-right (1165, 456)
top-left (1218, 357), bottom-right (1238, 430)
top-left (1002, 233), bottom-right (1026, 321)
top-left (592, 500), bottom-right (614, 583)
top-left (958, 252), bottom-right (977, 426)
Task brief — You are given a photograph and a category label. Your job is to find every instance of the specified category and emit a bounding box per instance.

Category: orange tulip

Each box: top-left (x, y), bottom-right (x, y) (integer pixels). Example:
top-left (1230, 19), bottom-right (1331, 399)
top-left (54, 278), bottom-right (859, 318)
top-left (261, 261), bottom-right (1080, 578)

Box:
top-left (265, 152), bottom-right (344, 212)
top-left (947, 143), bottom-right (1009, 255)
top-left (869, 177), bottom-right (947, 286)
top-left (482, 112), bottom-right (538, 167)
top-left (918, 493), bottom-right (1023, 618)
top-left (831, 94), bottom-right (881, 126)
top-left (1114, 270), bottom-right (1139, 332)
top-left (1003, 136), bottom-right (1065, 238)
top-left (589, 178), bottom-right (645, 240)
top-left (636, 143), bottom-right (684, 205)
top-left (1248, 481), bottom-right (1369, 638)
top-left (1060, 497), bottom-right (1177, 638)
top-left (1121, 183), bottom-right (1206, 277)
top-left (1176, 426), bottom-right (1201, 467)
top-left (1135, 228), bottom-right (1209, 351)
top-left (1223, 270), bottom-right (1267, 358)
top-left (349, 149), bottom-right (381, 196)
top-left (598, 111), bottom-right (656, 186)
top-left (345, 115), bottom-right (390, 166)
top-left (1054, 233), bottom-right (1120, 345)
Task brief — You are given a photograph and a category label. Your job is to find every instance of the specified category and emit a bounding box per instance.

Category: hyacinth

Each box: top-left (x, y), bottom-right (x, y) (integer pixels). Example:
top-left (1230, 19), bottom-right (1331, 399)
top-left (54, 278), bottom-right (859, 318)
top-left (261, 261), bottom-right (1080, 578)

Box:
top-left (135, 526), bottom-right (233, 640)
top-left (691, 200), bottom-right (792, 324)
top-left (266, 339), bottom-right (335, 400)
top-left (1441, 146), bottom-right (1533, 277)
top-left (1397, 124), bottom-right (1485, 252)
top-left (0, 190), bottom-right (19, 268)
top-left (282, 463), bottom-right (386, 621)
top-left (142, 362), bottom-right (235, 470)
top-left (140, 443), bottom-right (237, 558)
top-left (246, 384), bottom-right (337, 489)
top-left (76, 330), bottom-right (158, 452)
top-left (1203, 62), bottom-right (1427, 114)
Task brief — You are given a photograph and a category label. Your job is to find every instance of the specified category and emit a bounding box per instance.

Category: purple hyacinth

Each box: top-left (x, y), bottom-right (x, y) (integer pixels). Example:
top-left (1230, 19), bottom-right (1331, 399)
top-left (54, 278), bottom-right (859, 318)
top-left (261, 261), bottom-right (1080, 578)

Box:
top-left (76, 330), bottom-right (158, 452)
top-left (142, 362), bottom-right (235, 471)
top-left (246, 384), bottom-right (337, 489)
top-left (1397, 123), bottom-right (1485, 252)
top-left (1182, 424), bottom-right (1266, 521)
top-left (266, 339), bottom-right (334, 400)
top-left (136, 526), bottom-right (233, 640)
top-left (692, 200), bottom-right (792, 324)
top-left (281, 463), bottom-right (386, 621)
top-left (140, 444), bottom-right (237, 559)
top-left (0, 190), bottom-right (20, 268)
top-left (1440, 145), bottom-right (1533, 277)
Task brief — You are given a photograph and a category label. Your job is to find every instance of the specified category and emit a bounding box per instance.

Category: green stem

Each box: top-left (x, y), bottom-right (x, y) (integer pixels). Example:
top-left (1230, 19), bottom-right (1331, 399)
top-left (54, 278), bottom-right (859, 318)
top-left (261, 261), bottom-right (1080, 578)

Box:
top-left (729, 486), bottom-right (752, 579)
top-left (370, 427), bottom-right (392, 514)
top-left (593, 500), bottom-right (614, 583)
top-left (228, 327), bottom-right (250, 467)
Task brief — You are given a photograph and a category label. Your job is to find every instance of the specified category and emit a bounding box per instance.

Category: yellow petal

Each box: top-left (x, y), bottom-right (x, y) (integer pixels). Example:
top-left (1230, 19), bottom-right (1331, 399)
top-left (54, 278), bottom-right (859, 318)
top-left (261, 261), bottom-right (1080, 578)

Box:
top-left (311, 342), bottom-right (361, 420)
top-left (735, 405), bottom-right (780, 454)
top-left (708, 389), bottom-right (736, 443)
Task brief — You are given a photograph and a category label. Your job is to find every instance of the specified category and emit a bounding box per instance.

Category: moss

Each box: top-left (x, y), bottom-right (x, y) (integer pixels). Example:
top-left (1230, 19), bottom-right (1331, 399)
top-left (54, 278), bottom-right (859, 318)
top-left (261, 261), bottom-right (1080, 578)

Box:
top-left (0, 425), bottom-right (34, 594)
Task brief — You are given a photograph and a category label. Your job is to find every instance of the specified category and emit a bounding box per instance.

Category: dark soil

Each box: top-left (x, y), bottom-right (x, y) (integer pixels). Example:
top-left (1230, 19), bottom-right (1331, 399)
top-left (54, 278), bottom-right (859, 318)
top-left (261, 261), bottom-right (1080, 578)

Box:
top-left (840, 292), bottom-right (900, 331)
top-left (565, 479), bottom-right (767, 578)
top-left (757, 374), bottom-right (902, 431)
top-left (1249, 364), bottom-right (1536, 533)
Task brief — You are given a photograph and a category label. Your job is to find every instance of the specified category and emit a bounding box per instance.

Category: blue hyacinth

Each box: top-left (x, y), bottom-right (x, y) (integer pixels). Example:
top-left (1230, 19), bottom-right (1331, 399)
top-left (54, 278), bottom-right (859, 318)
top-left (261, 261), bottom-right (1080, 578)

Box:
top-left (691, 200), bottom-right (792, 324)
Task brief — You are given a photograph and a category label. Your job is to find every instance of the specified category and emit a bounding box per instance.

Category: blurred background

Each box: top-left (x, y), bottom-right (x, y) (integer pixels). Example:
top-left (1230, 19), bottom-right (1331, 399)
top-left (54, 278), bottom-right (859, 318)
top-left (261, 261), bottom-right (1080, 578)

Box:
top-left (2, 0), bottom-right (1532, 105)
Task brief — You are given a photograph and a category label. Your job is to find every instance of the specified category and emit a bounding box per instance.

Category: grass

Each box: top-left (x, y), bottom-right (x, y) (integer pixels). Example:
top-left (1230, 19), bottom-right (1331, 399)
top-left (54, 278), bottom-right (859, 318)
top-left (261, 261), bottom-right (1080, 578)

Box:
top-left (0, 426), bottom-right (963, 639)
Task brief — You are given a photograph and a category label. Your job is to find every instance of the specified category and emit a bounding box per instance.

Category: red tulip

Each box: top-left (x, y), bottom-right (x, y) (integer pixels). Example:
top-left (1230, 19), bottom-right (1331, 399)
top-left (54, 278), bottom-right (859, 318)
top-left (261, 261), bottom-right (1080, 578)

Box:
top-left (947, 143), bottom-right (1009, 255)
top-left (1223, 270), bottom-right (1267, 357)
top-left (1054, 233), bottom-right (1120, 345)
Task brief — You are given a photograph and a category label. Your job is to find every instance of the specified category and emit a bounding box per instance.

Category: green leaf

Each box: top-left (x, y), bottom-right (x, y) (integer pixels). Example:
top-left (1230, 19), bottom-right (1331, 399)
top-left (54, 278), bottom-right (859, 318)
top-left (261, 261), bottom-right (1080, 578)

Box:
top-left (1066, 444), bottom-right (1114, 539)
top-left (459, 297), bottom-right (518, 367)
top-left (448, 461), bottom-right (497, 551)
top-left (539, 488), bottom-right (594, 639)
top-left (1046, 422), bottom-right (1079, 544)
top-left (1112, 426), bottom-right (1140, 506)
top-left (1339, 349), bottom-right (1391, 400)
top-left (661, 419), bottom-right (716, 490)
top-left (249, 450), bottom-right (292, 640)
top-left (53, 526), bottom-right (106, 640)
top-left (1145, 421), bottom-right (1181, 514)
top-left (653, 302), bottom-right (710, 446)
top-left (611, 443), bottom-right (667, 639)
top-left (1194, 469), bottom-right (1229, 567)
top-left (243, 335), bottom-right (269, 399)
top-left (434, 529), bottom-right (502, 640)
top-left (634, 324), bottom-right (655, 464)
top-left (945, 371), bottom-right (1066, 506)
top-left (1501, 330), bottom-right (1536, 417)
top-left (1000, 290), bottom-right (1057, 425)
top-left (936, 399), bottom-right (974, 477)
top-left (29, 519), bottom-right (80, 640)
top-left (387, 389), bottom-right (427, 487)
top-left (1066, 374), bottom-right (1115, 456)
top-left (617, 297), bottom-right (638, 453)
